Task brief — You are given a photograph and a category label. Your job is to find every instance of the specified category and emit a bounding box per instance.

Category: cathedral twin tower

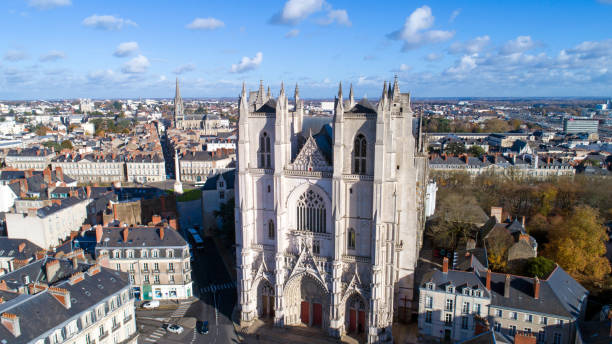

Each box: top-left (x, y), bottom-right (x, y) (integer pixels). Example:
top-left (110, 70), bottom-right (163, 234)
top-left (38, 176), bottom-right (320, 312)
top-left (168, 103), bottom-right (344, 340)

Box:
top-left (234, 78), bottom-right (427, 343)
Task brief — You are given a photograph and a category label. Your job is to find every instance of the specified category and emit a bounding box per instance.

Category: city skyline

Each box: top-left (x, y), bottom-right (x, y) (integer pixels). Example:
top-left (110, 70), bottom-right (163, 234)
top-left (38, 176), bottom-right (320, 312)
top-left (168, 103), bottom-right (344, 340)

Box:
top-left (1, 0), bottom-right (612, 99)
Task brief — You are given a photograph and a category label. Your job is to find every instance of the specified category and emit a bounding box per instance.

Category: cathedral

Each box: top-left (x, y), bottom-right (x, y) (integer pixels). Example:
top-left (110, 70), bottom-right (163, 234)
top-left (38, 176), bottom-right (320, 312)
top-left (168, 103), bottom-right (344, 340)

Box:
top-left (234, 78), bottom-right (428, 343)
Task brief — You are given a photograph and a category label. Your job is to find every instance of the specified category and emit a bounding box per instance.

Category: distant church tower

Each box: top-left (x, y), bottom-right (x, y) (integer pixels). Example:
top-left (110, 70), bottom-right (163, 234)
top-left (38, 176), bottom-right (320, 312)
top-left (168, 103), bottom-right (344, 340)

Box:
top-left (174, 78), bottom-right (184, 127)
top-left (234, 78), bottom-right (429, 343)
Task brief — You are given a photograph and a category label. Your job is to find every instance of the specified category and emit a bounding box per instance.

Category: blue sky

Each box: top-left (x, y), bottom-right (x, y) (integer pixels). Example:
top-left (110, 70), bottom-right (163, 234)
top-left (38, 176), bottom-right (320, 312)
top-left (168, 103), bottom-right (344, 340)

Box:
top-left (1, 0), bottom-right (611, 99)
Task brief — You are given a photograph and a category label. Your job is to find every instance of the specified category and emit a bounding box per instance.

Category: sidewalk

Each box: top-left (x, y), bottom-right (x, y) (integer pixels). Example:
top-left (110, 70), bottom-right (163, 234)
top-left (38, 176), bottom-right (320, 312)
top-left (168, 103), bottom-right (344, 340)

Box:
top-left (238, 319), bottom-right (362, 344)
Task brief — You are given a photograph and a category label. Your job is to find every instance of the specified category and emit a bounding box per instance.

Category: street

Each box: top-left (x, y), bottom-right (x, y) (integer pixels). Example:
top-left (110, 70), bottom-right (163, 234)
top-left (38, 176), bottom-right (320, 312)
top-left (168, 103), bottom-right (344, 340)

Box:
top-left (136, 238), bottom-right (239, 343)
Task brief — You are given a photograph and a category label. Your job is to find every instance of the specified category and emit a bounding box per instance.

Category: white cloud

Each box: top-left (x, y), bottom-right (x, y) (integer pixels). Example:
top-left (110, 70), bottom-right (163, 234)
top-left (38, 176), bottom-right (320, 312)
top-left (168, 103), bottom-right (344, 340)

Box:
top-left (87, 69), bottom-right (117, 83)
top-left (82, 15), bottom-right (137, 31)
top-left (114, 42), bottom-right (139, 57)
top-left (3, 49), bottom-right (28, 62)
top-left (500, 36), bottom-right (535, 55)
top-left (230, 52), bottom-right (263, 73)
top-left (448, 35), bottom-right (490, 54)
top-left (122, 55), bottom-right (150, 74)
top-left (173, 63), bottom-right (196, 74)
top-left (399, 64), bottom-right (411, 71)
top-left (425, 52), bottom-right (443, 61)
top-left (449, 8), bottom-right (461, 22)
top-left (272, 0), bottom-right (325, 25)
top-left (387, 6), bottom-right (454, 51)
top-left (285, 29), bottom-right (300, 38)
top-left (186, 17), bottom-right (225, 30)
top-left (318, 9), bottom-right (351, 26)
top-left (28, 0), bottom-right (71, 10)
top-left (445, 54), bottom-right (478, 75)
top-left (39, 50), bottom-right (65, 61)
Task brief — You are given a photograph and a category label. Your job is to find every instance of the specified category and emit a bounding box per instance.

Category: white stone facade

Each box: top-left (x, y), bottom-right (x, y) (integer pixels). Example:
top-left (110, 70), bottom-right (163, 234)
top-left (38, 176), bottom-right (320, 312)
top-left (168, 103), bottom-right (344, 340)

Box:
top-left (235, 79), bottom-right (427, 343)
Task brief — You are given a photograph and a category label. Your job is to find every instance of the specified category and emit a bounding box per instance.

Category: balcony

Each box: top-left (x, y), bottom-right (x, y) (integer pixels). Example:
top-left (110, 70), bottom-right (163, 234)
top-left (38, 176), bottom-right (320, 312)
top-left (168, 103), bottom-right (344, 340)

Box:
top-left (112, 322), bottom-right (121, 331)
top-left (99, 331), bottom-right (109, 341)
top-left (168, 269), bottom-right (175, 273)
top-left (123, 315), bottom-right (133, 323)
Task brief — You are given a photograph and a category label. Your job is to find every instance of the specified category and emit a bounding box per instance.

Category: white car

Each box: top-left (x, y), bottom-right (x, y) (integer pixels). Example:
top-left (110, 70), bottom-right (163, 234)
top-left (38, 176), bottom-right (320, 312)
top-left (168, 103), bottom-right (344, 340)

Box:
top-left (142, 301), bottom-right (160, 309)
top-left (167, 324), bottom-right (184, 334)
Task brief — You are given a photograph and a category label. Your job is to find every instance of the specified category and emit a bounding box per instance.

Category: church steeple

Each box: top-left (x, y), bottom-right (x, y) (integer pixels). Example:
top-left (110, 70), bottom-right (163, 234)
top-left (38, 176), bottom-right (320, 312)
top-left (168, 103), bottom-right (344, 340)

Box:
top-left (174, 78), bottom-right (184, 126)
top-left (348, 83), bottom-right (355, 109)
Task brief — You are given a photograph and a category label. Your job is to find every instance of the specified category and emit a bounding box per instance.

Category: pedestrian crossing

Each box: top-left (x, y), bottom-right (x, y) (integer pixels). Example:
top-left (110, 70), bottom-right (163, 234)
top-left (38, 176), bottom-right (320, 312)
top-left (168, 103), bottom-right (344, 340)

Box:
top-left (144, 327), bottom-right (166, 342)
top-left (200, 281), bottom-right (236, 293)
top-left (170, 301), bottom-right (193, 318)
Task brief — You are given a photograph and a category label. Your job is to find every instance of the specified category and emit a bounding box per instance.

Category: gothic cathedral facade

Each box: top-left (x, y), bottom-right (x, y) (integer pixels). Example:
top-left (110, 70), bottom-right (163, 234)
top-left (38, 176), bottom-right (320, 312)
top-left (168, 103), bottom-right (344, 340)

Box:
top-left (235, 78), bottom-right (428, 343)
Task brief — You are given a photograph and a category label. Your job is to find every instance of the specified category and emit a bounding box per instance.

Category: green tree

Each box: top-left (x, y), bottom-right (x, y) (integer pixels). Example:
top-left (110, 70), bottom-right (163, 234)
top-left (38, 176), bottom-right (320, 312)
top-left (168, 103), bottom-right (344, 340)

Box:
top-left (60, 140), bottom-right (73, 150)
top-left (445, 141), bottom-right (466, 155)
top-left (34, 125), bottom-right (48, 136)
top-left (484, 118), bottom-right (510, 133)
top-left (467, 145), bottom-right (486, 157)
top-left (42, 141), bottom-right (61, 152)
top-left (112, 101), bottom-right (122, 111)
top-left (525, 257), bottom-right (556, 278)
top-left (428, 193), bottom-right (488, 249)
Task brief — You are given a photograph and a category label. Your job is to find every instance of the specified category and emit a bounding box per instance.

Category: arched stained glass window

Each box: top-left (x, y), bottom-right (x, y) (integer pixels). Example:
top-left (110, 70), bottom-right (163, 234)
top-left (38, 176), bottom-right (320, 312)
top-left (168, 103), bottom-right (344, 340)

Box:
top-left (296, 189), bottom-right (326, 233)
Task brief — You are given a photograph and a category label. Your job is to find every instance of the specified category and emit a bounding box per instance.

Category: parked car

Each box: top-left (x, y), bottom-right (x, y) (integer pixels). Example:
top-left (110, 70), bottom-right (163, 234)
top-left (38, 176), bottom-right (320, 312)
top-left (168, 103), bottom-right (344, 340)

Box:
top-left (142, 301), bottom-right (160, 309)
top-left (167, 324), bottom-right (184, 334)
top-left (197, 321), bottom-right (209, 335)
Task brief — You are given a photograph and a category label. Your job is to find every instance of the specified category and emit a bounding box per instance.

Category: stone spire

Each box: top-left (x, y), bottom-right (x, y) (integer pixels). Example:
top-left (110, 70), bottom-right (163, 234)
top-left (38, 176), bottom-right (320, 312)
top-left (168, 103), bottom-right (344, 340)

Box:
top-left (174, 78), bottom-right (184, 126)
top-left (348, 83), bottom-right (355, 109)
top-left (255, 80), bottom-right (265, 108)
top-left (173, 149), bottom-right (183, 194)
top-left (294, 83), bottom-right (303, 134)
top-left (391, 75), bottom-right (400, 101)
top-left (267, 86), bottom-right (271, 100)
top-left (334, 82), bottom-right (344, 119)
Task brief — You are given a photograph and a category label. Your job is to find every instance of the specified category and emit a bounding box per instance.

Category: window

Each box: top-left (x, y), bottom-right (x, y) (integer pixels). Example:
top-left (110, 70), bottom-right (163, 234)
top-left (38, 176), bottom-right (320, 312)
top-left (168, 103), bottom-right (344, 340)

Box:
top-left (425, 296), bottom-right (433, 309)
top-left (219, 181), bottom-right (224, 188)
top-left (445, 299), bottom-right (454, 312)
top-left (114, 250), bottom-right (120, 258)
top-left (296, 189), bottom-right (326, 233)
top-left (494, 322), bottom-right (501, 332)
top-left (446, 285), bottom-right (455, 293)
top-left (426, 282), bottom-right (435, 290)
top-left (152, 250), bottom-right (159, 258)
top-left (474, 304), bottom-right (481, 316)
top-left (154, 263), bottom-right (159, 271)
top-left (127, 250), bottom-right (133, 258)
top-left (558, 319), bottom-right (564, 326)
top-left (115, 263), bottom-right (121, 271)
top-left (129, 263), bottom-right (135, 272)
top-left (462, 302), bottom-right (470, 314)
top-left (219, 191), bottom-right (225, 199)
top-left (167, 250), bottom-right (173, 258)
top-left (553, 333), bottom-right (562, 344)
top-left (144, 275), bottom-right (149, 283)
top-left (168, 263), bottom-right (174, 271)
top-left (511, 311), bottom-right (518, 320)
top-left (143, 263), bottom-right (149, 272)
top-left (425, 310), bottom-right (432, 323)
top-left (526, 314), bottom-right (533, 323)
top-left (444, 313), bottom-right (453, 326)
top-left (170, 275), bottom-right (175, 284)
top-left (496, 309), bottom-right (503, 317)
top-left (524, 328), bottom-right (532, 335)
top-left (509, 325), bottom-right (517, 336)
top-left (141, 250), bottom-right (148, 258)
top-left (154, 275), bottom-right (160, 284)
top-left (461, 316), bottom-right (469, 330)
top-left (538, 331), bottom-right (546, 343)
top-left (540, 316), bottom-right (548, 325)
top-left (99, 325), bottom-right (104, 337)
top-left (353, 134), bottom-right (367, 174)
top-left (129, 275), bottom-right (134, 283)
top-left (313, 241), bottom-right (320, 254)
top-left (259, 132), bottom-right (271, 168)
top-left (347, 228), bottom-right (356, 250)
top-left (268, 220), bottom-right (275, 239)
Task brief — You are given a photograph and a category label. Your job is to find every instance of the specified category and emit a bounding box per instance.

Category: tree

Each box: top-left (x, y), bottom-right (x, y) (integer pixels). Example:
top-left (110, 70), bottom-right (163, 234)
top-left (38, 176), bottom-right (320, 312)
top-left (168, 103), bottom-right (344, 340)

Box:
top-left (112, 101), bottom-right (122, 111)
top-left (42, 141), bottom-right (61, 152)
top-left (60, 140), bottom-right (73, 150)
top-left (428, 193), bottom-right (488, 249)
top-left (509, 119), bottom-right (523, 131)
top-left (445, 141), bottom-right (466, 155)
top-left (525, 257), bottom-right (556, 278)
top-left (484, 118), bottom-right (510, 133)
top-left (467, 145), bottom-right (486, 157)
top-left (543, 205), bottom-right (611, 282)
top-left (34, 125), bottom-right (48, 136)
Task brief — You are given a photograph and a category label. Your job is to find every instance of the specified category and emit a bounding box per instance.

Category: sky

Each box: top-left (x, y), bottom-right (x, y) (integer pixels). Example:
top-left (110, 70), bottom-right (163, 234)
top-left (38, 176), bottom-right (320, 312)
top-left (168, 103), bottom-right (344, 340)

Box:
top-left (1, 0), bottom-right (612, 100)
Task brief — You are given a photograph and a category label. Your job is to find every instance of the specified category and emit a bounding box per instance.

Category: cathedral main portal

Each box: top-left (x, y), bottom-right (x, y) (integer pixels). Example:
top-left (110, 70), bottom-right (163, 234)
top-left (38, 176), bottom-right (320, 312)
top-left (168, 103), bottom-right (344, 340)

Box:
top-left (283, 273), bottom-right (330, 328)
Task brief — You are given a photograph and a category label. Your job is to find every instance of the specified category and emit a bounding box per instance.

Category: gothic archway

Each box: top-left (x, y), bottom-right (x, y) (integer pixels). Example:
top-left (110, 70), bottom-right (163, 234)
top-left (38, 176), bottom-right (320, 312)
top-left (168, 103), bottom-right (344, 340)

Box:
top-left (344, 292), bottom-right (367, 335)
top-left (257, 279), bottom-right (275, 318)
top-left (283, 273), bottom-right (330, 328)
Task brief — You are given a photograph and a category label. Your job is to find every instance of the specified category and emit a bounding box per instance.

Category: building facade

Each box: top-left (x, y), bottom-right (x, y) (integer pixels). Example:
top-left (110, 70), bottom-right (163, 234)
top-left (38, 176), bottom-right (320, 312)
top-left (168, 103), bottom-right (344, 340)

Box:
top-left (563, 119), bottom-right (598, 134)
top-left (5, 148), bottom-right (55, 170)
top-left (235, 79), bottom-right (428, 342)
top-left (94, 225), bottom-right (193, 300)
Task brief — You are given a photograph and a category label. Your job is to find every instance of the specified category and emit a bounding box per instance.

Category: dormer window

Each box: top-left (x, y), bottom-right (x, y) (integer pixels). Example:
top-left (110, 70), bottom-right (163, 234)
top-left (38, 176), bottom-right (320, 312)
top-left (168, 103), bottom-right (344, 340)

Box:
top-left (426, 282), bottom-right (435, 290)
top-left (474, 289), bottom-right (482, 297)
top-left (463, 288), bottom-right (471, 296)
top-left (113, 250), bottom-right (121, 259)
top-left (141, 249), bottom-right (148, 258)
top-left (446, 285), bottom-right (455, 293)
top-left (152, 250), bottom-right (159, 258)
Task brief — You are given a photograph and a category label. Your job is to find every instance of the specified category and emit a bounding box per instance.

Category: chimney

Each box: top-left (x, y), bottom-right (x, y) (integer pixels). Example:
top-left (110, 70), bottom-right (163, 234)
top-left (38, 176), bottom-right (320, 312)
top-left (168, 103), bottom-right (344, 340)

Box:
top-left (69, 271), bottom-right (84, 285)
top-left (18, 242), bottom-right (25, 253)
top-left (151, 214), bottom-right (162, 225)
top-left (45, 260), bottom-right (60, 282)
top-left (95, 225), bottom-right (103, 243)
top-left (48, 287), bottom-right (71, 309)
top-left (169, 218), bottom-right (178, 230)
top-left (87, 264), bottom-right (101, 276)
top-left (1, 313), bottom-right (20, 337)
top-left (43, 167), bottom-right (52, 184)
top-left (55, 167), bottom-right (63, 182)
top-left (486, 269), bottom-right (491, 290)
top-left (72, 256), bottom-right (78, 269)
top-left (159, 227), bottom-right (165, 240)
top-left (442, 257), bottom-right (449, 273)
top-left (504, 274), bottom-right (511, 298)
top-left (112, 203), bottom-right (118, 221)
top-left (122, 227), bottom-right (128, 242)
top-left (534, 277), bottom-right (540, 299)
top-left (86, 186), bottom-right (91, 198)
top-left (490, 207), bottom-right (503, 223)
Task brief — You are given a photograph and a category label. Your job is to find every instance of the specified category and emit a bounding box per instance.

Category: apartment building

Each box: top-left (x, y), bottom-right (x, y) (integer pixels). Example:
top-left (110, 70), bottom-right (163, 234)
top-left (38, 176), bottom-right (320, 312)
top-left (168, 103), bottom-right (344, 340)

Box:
top-left (52, 153), bottom-right (125, 183)
top-left (418, 258), bottom-right (588, 344)
top-left (125, 155), bottom-right (166, 183)
top-left (0, 258), bottom-right (138, 344)
top-left (179, 150), bottom-right (235, 183)
top-left (93, 224), bottom-right (193, 300)
top-left (4, 147), bottom-right (55, 170)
